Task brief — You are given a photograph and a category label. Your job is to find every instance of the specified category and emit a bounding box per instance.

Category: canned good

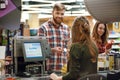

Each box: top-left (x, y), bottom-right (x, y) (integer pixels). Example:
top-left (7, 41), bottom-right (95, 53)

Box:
top-left (108, 54), bottom-right (114, 70)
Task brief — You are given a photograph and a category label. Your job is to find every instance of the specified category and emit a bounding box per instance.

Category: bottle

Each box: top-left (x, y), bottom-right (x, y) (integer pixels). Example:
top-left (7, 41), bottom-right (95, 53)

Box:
top-left (114, 53), bottom-right (120, 70)
top-left (0, 0), bottom-right (6, 10)
top-left (109, 54), bottom-right (114, 71)
top-left (23, 20), bottom-right (30, 36)
top-left (98, 54), bottom-right (106, 71)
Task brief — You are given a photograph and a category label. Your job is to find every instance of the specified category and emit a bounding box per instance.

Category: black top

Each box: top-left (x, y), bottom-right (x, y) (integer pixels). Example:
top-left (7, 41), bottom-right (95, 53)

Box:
top-left (62, 42), bottom-right (98, 80)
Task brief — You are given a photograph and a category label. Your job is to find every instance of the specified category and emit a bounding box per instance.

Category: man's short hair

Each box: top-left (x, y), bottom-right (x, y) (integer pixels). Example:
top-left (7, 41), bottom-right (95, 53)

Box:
top-left (53, 3), bottom-right (66, 11)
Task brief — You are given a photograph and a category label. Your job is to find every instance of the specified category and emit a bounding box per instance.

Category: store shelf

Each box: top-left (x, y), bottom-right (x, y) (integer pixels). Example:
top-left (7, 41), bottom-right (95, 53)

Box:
top-left (108, 40), bottom-right (120, 44)
top-left (109, 33), bottom-right (120, 51)
top-left (109, 34), bottom-right (120, 38)
top-left (112, 45), bottom-right (120, 49)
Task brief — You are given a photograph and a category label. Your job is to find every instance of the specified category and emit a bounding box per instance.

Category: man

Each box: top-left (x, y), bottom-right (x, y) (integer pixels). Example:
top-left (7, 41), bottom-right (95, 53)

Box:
top-left (38, 3), bottom-right (70, 73)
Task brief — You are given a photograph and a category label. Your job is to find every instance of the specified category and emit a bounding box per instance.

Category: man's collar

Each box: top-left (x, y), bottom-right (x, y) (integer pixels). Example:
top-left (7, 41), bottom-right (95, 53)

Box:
top-left (48, 18), bottom-right (63, 28)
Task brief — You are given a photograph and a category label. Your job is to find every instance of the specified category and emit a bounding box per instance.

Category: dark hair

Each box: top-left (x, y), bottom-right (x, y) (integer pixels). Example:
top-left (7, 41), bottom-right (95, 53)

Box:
top-left (53, 3), bottom-right (66, 11)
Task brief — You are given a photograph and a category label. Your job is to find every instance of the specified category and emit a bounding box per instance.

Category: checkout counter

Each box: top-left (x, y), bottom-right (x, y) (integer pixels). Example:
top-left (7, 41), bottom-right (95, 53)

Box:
top-left (0, 52), bottom-right (119, 80)
top-left (97, 51), bottom-right (120, 80)
top-left (0, 75), bottom-right (50, 80)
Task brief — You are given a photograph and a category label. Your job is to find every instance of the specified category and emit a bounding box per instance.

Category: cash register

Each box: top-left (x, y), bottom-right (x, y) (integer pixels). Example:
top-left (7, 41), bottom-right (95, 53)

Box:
top-left (13, 36), bottom-right (52, 78)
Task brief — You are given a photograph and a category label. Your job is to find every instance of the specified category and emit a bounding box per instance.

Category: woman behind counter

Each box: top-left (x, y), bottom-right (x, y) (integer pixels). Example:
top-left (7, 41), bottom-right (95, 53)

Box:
top-left (92, 21), bottom-right (113, 54)
top-left (50, 16), bottom-right (99, 80)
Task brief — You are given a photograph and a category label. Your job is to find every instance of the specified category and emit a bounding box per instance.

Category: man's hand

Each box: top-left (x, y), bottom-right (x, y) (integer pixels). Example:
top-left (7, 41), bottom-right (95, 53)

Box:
top-left (52, 47), bottom-right (63, 54)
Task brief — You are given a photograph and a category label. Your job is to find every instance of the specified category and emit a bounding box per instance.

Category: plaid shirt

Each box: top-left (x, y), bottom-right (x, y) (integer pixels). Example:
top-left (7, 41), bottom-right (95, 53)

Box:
top-left (38, 19), bottom-right (70, 72)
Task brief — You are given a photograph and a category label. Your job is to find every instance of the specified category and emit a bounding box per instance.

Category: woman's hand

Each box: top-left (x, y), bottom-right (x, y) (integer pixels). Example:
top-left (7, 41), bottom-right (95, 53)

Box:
top-left (57, 76), bottom-right (62, 80)
top-left (50, 73), bottom-right (62, 80)
top-left (104, 40), bottom-right (114, 54)
top-left (105, 40), bottom-right (114, 50)
top-left (105, 49), bottom-right (110, 54)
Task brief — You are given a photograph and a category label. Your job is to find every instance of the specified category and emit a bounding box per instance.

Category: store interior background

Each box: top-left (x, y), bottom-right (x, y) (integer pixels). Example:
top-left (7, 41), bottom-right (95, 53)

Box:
top-left (0, 0), bottom-right (120, 76)
top-left (21, 0), bottom-right (120, 32)
top-left (0, 0), bottom-right (120, 60)
top-left (21, 0), bottom-right (91, 29)
top-left (21, 0), bottom-right (120, 51)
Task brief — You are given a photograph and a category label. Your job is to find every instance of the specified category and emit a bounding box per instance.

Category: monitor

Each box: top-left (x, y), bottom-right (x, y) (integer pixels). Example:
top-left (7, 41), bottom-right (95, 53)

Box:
top-left (22, 39), bottom-right (45, 62)
top-left (13, 37), bottom-right (52, 74)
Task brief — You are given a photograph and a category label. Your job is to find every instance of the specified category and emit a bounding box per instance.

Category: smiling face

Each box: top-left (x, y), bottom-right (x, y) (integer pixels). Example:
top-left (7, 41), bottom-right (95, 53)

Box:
top-left (52, 8), bottom-right (65, 25)
top-left (97, 23), bottom-right (105, 37)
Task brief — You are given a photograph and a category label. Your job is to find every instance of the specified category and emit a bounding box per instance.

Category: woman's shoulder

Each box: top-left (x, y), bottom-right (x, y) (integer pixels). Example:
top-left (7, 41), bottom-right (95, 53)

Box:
top-left (71, 43), bottom-right (80, 47)
top-left (71, 42), bottom-right (85, 50)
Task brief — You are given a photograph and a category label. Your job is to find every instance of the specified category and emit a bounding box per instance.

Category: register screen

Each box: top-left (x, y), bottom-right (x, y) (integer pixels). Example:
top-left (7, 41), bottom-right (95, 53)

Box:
top-left (24, 42), bottom-right (43, 58)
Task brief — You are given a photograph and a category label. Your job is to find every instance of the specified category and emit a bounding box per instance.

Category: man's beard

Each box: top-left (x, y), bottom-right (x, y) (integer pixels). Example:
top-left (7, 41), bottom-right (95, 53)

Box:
top-left (53, 17), bottom-right (63, 25)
